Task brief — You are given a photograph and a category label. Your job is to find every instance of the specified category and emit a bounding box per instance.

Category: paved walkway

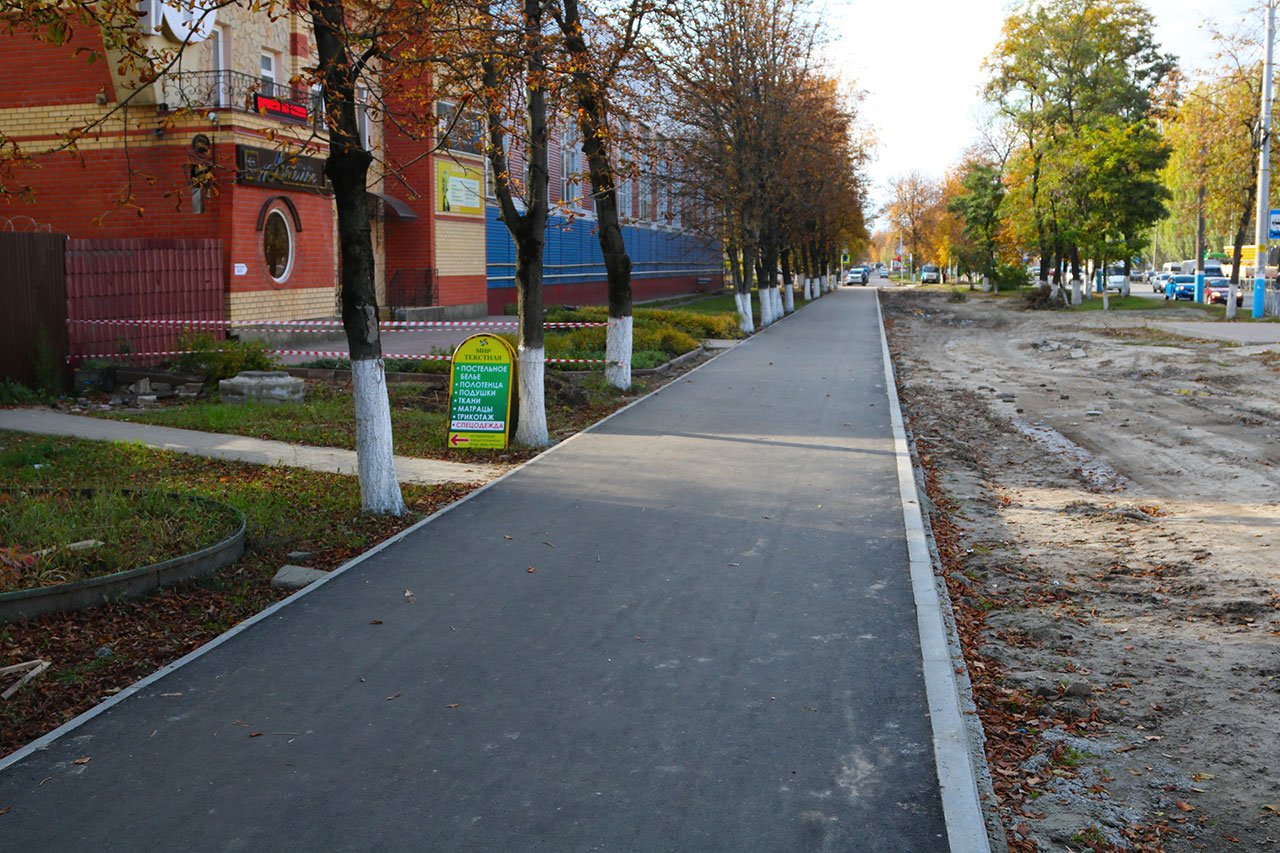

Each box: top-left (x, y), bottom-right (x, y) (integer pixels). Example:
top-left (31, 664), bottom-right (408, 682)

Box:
top-left (0, 409), bottom-right (504, 485)
top-left (0, 290), bottom-right (974, 851)
top-left (1150, 320), bottom-right (1280, 347)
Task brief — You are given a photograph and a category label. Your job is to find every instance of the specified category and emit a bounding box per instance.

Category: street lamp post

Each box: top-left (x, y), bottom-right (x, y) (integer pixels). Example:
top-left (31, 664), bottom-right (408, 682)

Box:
top-left (1254, 0), bottom-right (1276, 319)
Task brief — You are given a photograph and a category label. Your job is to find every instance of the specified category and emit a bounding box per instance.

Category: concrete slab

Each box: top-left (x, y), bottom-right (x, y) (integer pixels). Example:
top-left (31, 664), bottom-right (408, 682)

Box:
top-left (0, 409), bottom-right (504, 485)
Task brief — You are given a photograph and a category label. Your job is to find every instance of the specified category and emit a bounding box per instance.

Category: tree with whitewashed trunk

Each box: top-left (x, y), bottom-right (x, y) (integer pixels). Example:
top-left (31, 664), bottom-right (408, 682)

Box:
top-left (442, 0), bottom-right (556, 447)
top-left (310, 0), bottom-right (406, 514)
top-left (553, 0), bottom-right (674, 390)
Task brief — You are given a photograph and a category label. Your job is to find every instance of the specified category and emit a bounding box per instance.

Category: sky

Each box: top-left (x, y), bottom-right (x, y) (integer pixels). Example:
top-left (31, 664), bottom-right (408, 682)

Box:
top-left (821, 0), bottom-right (1262, 217)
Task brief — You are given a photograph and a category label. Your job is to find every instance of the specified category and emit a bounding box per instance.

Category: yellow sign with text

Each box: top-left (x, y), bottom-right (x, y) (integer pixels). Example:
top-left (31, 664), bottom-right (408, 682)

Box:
top-left (436, 160), bottom-right (484, 215)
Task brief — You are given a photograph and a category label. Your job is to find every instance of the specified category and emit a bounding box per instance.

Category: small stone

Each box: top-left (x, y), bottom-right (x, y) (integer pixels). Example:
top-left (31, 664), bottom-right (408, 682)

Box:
top-left (1069, 348), bottom-right (1087, 359)
top-left (128, 377), bottom-right (152, 395)
top-left (286, 550), bottom-right (316, 563)
top-left (998, 393), bottom-right (1016, 402)
top-left (271, 565), bottom-right (330, 591)
top-left (1059, 394), bottom-right (1070, 400)
top-left (136, 394), bottom-right (157, 406)
top-left (95, 645), bottom-right (113, 659)
top-left (1063, 680), bottom-right (1093, 698)
top-left (1086, 410), bottom-right (1104, 417)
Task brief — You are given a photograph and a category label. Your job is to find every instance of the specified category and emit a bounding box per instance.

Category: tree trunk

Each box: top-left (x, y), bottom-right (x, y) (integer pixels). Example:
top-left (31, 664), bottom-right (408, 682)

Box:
top-left (739, 243), bottom-right (758, 333)
top-left (483, 0), bottom-right (550, 447)
top-left (310, 0), bottom-right (404, 515)
top-left (781, 248), bottom-right (795, 314)
top-left (560, 0), bottom-right (632, 389)
top-left (1231, 177), bottom-right (1258, 285)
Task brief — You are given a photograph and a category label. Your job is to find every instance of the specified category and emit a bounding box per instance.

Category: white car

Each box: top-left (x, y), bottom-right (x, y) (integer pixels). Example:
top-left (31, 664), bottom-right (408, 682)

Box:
top-left (920, 264), bottom-right (941, 284)
top-left (845, 266), bottom-right (869, 285)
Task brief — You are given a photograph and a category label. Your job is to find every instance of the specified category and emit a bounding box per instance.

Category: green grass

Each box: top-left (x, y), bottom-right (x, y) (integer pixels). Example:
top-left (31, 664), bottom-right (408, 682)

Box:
top-left (102, 384), bottom-right (448, 459)
top-left (1071, 294), bottom-right (1181, 312)
top-left (0, 487), bottom-right (240, 591)
top-left (95, 373), bottom-right (649, 460)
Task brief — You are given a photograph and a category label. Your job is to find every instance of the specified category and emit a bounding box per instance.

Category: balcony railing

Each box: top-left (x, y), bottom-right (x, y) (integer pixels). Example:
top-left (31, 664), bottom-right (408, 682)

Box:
top-left (160, 70), bottom-right (325, 130)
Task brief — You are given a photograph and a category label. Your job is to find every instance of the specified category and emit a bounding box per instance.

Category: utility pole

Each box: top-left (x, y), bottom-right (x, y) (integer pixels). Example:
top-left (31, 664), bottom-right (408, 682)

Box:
top-left (1254, 0), bottom-right (1276, 318)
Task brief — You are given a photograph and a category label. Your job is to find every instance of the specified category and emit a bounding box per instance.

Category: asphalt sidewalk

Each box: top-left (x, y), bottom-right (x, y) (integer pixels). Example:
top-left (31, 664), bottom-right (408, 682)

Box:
top-left (0, 289), bottom-right (976, 851)
top-left (0, 408), bottom-right (504, 485)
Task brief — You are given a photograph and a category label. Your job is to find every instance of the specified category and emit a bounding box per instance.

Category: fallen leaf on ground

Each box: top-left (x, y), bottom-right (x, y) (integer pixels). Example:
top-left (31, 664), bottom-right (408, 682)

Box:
top-left (503, 535), bottom-right (513, 540)
top-left (1175, 801), bottom-right (1195, 812)
top-left (160, 692), bottom-right (182, 698)
top-left (0, 806), bottom-right (10, 815)
top-left (249, 732), bottom-right (263, 738)
top-left (404, 590), bottom-right (415, 604)
top-left (369, 619), bottom-right (383, 625)
top-left (527, 567), bottom-right (536, 573)
top-left (73, 757), bottom-right (91, 765)
top-left (446, 703), bottom-right (460, 709)
top-left (386, 693), bottom-right (401, 701)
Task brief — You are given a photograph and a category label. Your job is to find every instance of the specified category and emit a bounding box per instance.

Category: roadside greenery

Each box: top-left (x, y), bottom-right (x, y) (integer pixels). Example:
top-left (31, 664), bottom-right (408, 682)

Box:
top-left (0, 488), bottom-right (240, 591)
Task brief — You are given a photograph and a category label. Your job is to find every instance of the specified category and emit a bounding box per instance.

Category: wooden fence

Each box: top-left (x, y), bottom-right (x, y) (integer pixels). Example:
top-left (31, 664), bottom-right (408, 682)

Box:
top-left (0, 232), bottom-right (69, 389)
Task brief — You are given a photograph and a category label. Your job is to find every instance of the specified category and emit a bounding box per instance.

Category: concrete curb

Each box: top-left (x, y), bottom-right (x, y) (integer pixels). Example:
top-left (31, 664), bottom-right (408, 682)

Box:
top-left (873, 292), bottom-right (994, 852)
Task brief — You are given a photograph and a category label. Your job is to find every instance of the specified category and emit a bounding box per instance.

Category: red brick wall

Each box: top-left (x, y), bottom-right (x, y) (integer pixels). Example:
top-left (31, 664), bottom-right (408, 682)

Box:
top-left (0, 26), bottom-right (115, 106)
top-left (226, 184), bottom-right (335, 294)
top-left (437, 274), bottom-right (486, 307)
top-left (382, 119), bottom-right (435, 280)
top-left (6, 143), bottom-right (218, 239)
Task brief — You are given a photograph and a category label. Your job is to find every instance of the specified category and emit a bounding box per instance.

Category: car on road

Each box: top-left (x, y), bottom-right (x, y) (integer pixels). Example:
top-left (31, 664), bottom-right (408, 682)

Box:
top-left (845, 266), bottom-right (869, 285)
top-left (920, 264), bottom-right (941, 284)
top-left (878, 266), bottom-right (889, 278)
top-left (1151, 272), bottom-right (1171, 293)
top-left (1205, 277), bottom-right (1243, 306)
top-left (1168, 274), bottom-right (1197, 300)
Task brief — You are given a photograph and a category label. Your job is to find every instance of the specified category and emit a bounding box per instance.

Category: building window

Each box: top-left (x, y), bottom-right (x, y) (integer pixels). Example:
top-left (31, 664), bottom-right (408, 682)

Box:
top-left (356, 86), bottom-right (372, 150)
top-left (616, 171), bottom-right (632, 220)
top-left (263, 209), bottom-right (293, 282)
top-left (260, 52), bottom-right (277, 88)
top-left (561, 122), bottom-right (582, 206)
top-left (638, 157), bottom-right (653, 222)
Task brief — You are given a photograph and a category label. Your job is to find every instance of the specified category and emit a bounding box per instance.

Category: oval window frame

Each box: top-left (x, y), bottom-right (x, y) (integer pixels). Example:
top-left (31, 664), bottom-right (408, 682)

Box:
top-left (262, 208), bottom-right (295, 284)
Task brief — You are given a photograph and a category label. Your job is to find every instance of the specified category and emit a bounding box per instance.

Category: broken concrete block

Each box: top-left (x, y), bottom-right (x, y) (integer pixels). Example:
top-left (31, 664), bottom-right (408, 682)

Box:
top-left (219, 371), bottom-right (305, 405)
top-left (270, 565), bottom-right (329, 591)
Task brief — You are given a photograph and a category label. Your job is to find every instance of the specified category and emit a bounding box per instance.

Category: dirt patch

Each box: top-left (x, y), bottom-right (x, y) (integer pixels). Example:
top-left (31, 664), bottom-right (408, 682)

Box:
top-left (884, 291), bottom-right (1280, 851)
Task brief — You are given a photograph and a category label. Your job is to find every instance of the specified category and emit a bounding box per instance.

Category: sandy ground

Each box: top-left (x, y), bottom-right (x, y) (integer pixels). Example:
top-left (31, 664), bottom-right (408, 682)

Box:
top-left (881, 288), bottom-right (1280, 851)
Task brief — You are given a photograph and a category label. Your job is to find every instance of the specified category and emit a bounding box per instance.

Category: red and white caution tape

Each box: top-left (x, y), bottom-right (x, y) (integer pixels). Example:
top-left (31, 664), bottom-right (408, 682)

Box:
top-left (67, 318), bottom-right (606, 330)
top-left (68, 349), bottom-right (612, 365)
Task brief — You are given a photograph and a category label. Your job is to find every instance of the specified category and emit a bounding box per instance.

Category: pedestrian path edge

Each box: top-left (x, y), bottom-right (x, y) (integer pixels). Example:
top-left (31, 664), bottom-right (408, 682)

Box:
top-left (874, 292), bottom-right (995, 852)
top-left (0, 339), bottom-right (735, 773)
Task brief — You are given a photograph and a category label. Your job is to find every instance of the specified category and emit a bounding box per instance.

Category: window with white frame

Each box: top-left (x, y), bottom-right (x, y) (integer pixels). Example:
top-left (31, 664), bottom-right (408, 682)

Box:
top-left (561, 122), bottom-right (582, 206)
top-left (655, 154), bottom-right (669, 224)
top-left (355, 86), bottom-right (373, 150)
top-left (259, 52), bottom-right (277, 89)
top-left (638, 155), bottom-right (654, 221)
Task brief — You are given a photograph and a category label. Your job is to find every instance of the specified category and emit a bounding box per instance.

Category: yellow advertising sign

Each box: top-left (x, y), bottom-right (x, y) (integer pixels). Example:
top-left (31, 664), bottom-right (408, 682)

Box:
top-left (448, 334), bottom-right (517, 450)
top-left (436, 160), bottom-right (484, 215)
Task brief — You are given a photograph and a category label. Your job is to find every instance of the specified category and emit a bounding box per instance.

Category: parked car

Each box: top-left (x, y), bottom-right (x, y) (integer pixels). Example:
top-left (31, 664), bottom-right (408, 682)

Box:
top-left (1151, 272), bottom-right (1171, 293)
top-left (1205, 277), bottom-right (1243, 306)
top-left (878, 266), bottom-right (889, 278)
top-left (921, 264), bottom-right (941, 284)
top-left (845, 266), bottom-right (868, 285)
top-left (1168, 274), bottom-right (1197, 300)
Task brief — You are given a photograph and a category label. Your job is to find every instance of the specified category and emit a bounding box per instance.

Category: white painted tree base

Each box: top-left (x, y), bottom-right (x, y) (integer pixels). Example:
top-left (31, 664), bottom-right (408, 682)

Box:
top-left (783, 284), bottom-right (794, 314)
top-left (606, 315), bottom-right (633, 390)
top-left (736, 291), bottom-right (755, 333)
top-left (352, 358), bottom-right (406, 515)
top-left (761, 288), bottom-right (774, 326)
top-left (514, 346), bottom-right (549, 447)
top-left (802, 278), bottom-right (811, 300)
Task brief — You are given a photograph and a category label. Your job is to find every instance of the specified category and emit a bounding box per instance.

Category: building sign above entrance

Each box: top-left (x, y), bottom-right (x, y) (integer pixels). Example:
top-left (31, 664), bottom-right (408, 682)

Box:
top-left (236, 145), bottom-right (329, 194)
top-left (253, 93), bottom-right (309, 125)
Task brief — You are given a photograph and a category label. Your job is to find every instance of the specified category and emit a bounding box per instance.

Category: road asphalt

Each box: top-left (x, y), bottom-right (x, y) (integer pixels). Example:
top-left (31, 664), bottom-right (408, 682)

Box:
top-left (0, 288), bottom-right (956, 850)
top-left (0, 408), bottom-right (504, 485)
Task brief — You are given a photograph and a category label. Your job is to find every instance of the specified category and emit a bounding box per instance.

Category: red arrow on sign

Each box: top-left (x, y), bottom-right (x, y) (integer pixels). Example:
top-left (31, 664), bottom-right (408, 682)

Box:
top-left (450, 434), bottom-right (469, 446)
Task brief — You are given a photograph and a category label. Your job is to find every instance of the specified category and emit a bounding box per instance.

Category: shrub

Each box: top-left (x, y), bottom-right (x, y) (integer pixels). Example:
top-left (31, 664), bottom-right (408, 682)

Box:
top-left (174, 332), bottom-right (277, 381)
top-left (0, 380), bottom-right (39, 405)
top-left (994, 263), bottom-right (1032, 292)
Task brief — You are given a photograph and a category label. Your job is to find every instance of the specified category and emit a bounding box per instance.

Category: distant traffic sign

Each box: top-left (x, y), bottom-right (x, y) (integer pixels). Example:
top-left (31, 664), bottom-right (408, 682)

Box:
top-left (1270, 209), bottom-right (1280, 241)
